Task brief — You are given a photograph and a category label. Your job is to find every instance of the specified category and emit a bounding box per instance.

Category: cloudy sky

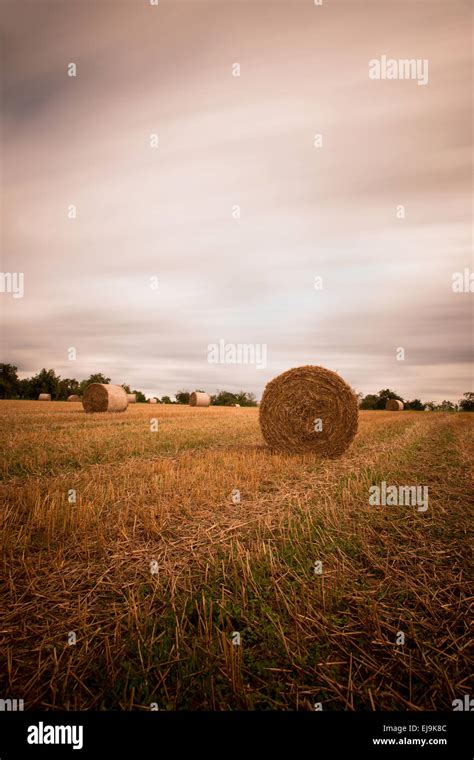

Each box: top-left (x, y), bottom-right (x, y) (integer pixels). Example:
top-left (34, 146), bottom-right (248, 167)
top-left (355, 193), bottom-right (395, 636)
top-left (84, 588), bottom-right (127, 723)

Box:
top-left (1, 0), bottom-right (472, 401)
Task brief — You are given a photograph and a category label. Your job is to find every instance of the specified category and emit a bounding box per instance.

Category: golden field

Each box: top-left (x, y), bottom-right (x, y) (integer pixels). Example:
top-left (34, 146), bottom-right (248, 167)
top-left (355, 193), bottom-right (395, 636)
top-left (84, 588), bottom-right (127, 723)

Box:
top-left (0, 401), bottom-right (472, 710)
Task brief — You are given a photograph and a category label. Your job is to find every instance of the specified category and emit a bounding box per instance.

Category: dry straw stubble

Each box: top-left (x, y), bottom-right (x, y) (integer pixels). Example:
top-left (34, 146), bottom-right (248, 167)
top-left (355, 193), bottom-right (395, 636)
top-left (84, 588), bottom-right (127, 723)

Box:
top-left (259, 365), bottom-right (359, 457)
top-left (82, 384), bottom-right (128, 413)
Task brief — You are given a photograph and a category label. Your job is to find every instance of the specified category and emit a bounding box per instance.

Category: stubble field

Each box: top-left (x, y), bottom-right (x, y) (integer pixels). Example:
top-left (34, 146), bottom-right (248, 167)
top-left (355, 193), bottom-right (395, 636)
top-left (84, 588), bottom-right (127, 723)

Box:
top-left (0, 401), bottom-right (472, 710)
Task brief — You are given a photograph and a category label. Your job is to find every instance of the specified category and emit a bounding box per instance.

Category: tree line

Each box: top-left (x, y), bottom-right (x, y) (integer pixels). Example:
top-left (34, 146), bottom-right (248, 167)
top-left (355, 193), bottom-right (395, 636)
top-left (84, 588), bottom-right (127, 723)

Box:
top-left (359, 388), bottom-right (474, 412)
top-left (0, 365), bottom-right (258, 406)
top-left (0, 365), bottom-right (472, 410)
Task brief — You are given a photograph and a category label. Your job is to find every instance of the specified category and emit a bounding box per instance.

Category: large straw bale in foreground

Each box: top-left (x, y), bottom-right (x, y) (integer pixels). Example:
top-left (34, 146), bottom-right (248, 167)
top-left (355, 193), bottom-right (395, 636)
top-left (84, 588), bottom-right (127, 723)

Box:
top-left (82, 384), bottom-right (128, 413)
top-left (189, 391), bottom-right (211, 407)
top-left (259, 365), bottom-right (358, 457)
top-left (126, 393), bottom-right (137, 403)
top-left (385, 399), bottom-right (404, 411)
top-left (38, 393), bottom-right (51, 401)
top-left (67, 395), bottom-right (81, 402)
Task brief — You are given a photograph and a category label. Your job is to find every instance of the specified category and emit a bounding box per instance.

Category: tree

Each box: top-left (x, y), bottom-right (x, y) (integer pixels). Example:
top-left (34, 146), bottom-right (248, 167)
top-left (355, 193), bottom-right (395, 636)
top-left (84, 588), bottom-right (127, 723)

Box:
top-left (405, 399), bottom-right (425, 411)
top-left (18, 377), bottom-right (34, 399)
top-left (359, 394), bottom-right (378, 409)
top-left (133, 390), bottom-right (146, 403)
top-left (0, 364), bottom-right (20, 398)
top-left (175, 390), bottom-right (190, 405)
top-left (459, 392), bottom-right (474, 412)
top-left (438, 400), bottom-right (457, 411)
top-left (160, 396), bottom-right (172, 404)
top-left (57, 377), bottom-right (80, 400)
top-left (209, 390), bottom-right (257, 407)
top-left (211, 390), bottom-right (238, 406)
top-left (236, 391), bottom-right (258, 407)
top-left (121, 383), bottom-right (131, 394)
top-left (28, 368), bottom-right (61, 399)
top-left (78, 373), bottom-right (111, 394)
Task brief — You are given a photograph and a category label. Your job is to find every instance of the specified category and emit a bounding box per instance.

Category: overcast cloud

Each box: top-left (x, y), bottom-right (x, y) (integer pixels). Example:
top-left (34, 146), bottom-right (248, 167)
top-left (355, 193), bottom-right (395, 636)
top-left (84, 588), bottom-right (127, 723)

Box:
top-left (0, 0), bottom-right (472, 401)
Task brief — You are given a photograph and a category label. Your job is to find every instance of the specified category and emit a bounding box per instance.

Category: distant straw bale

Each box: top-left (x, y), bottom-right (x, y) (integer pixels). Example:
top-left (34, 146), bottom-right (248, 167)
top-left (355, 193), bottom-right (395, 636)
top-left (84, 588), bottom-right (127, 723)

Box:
top-left (82, 384), bottom-right (128, 413)
top-left (385, 399), bottom-right (404, 411)
top-left (189, 392), bottom-right (211, 407)
top-left (38, 394), bottom-right (51, 401)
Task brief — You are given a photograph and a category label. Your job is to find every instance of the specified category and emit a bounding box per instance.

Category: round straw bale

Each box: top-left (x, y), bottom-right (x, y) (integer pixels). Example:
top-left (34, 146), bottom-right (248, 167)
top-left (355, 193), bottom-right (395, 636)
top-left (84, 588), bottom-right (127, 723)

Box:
top-left (82, 383), bottom-right (128, 413)
top-left (385, 399), bottom-right (404, 411)
top-left (189, 391), bottom-right (211, 407)
top-left (126, 393), bottom-right (137, 403)
top-left (67, 395), bottom-right (81, 402)
top-left (147, 398), bottom-right (157, 404)
top-left (38, 393), bottom-right (51, 401)
top-left (259, 365), bottom-right (358, 457)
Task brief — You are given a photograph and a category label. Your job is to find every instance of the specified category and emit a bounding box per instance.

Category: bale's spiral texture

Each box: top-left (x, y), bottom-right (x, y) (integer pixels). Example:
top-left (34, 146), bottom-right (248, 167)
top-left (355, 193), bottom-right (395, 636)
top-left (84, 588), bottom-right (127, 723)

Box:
top-left (385, 399), bottom-right (404, 411)
top-left (126, 393), bottom-right (137, 403)
top-left (189, 391), bottom-right (211, 407)
top-left (82, 384), bottom-right (128, 413)
top-left (67, 395), bottom-right (81, 402)
top-left (38, 393), bottom-right (51, 401)
top-left (259, 365), bottom-right (358, 457)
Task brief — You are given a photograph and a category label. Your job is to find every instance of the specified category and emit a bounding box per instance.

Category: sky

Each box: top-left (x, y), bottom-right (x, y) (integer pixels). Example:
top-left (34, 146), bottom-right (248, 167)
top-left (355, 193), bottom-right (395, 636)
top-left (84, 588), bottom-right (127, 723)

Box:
top-left (0, 0), bottom-right (472, 402)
